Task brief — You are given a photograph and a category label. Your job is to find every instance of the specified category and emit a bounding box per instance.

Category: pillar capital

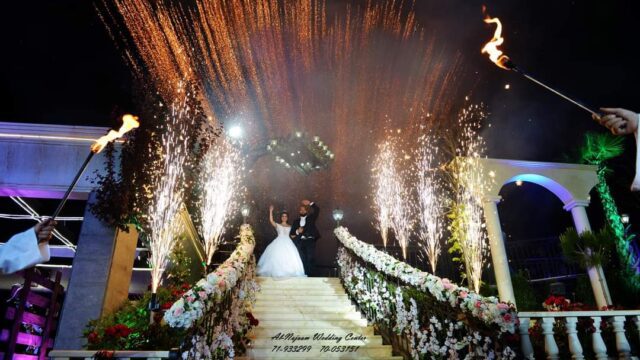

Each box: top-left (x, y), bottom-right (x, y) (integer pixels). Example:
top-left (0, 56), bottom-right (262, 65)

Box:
top-left (563, 199), bottom-right (590, 211)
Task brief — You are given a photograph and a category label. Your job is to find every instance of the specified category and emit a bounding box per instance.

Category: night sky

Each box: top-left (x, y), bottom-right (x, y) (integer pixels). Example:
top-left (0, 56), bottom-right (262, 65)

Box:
top-left (2, 1), bottom-right (640, 270)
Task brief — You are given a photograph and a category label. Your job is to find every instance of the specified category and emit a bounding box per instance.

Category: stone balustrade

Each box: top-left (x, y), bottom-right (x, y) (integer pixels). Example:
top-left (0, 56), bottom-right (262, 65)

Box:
top-left (518, 310), bottom-right (640, 359)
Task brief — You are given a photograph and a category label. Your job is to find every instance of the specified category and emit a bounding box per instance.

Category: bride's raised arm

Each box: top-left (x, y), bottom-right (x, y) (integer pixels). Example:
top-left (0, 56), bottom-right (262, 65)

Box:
top-left (268, 205), bottom-right (276, 228)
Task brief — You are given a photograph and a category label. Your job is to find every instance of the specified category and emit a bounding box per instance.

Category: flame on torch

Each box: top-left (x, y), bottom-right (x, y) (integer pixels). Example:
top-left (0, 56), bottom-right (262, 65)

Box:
top-left (481, 8), bottom-right (514, 70)
top-left (91, 114), bottom-right (140, 153)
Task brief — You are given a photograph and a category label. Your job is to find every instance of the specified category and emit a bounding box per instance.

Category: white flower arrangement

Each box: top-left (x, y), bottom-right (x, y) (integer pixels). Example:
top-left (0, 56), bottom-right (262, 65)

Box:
top-left (335, 227), bottom-right (517, 335)
top-left (165, 224), bottom-right (257, 328)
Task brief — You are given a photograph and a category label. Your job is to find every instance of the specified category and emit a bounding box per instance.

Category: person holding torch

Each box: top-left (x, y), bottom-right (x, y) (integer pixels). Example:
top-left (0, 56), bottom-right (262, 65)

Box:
top-left (1, 219), bottom-right (57, 274)
top-left (593, 108), bottom-right (640, 191)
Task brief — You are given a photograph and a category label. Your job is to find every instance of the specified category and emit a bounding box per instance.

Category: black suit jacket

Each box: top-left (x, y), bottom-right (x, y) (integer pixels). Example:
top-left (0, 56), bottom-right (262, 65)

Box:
top-left (290, 203), bottom-right (320, 241)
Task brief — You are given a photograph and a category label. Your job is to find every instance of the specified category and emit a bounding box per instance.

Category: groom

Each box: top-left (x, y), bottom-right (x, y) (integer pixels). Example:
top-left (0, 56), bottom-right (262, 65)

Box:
top-left (290, 200), bottom-right (320, 276)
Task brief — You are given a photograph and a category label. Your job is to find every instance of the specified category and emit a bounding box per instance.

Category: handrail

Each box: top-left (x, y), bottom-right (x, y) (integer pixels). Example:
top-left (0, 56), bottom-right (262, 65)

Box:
top-left (518, 309), bottom-right (640, 359)
top-left (165, 224), bottom-right (256, 328)
top-left (164, 224), bottom-right (259, 359)
top-left (335, 226), bottom-right (517, 334)
top-left (335, 227), bottom-right (518, 359)
top-left (519, 310), bottom-right (640, 318)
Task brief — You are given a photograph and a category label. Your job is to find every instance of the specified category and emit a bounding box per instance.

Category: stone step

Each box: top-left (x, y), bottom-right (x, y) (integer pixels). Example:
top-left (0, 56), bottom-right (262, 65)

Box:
top-left (252, 304), bottom-right (357, 314)
top-left (257, 278), bottom-right (342, 283)
top-left (258, 280), bottom-right (344, 286)
top-left (257, 294), bottom-right (349, 301)
top-left (237, 356), bottom-right (402, 360)
top-left (249, 327), bottom-right (375, 338)
top-left (257, 318), bottom-right (369, 328)
top-left (259, 288), bottom-right (346, 295)
top-left (255, 299), bottom-right (353, 307)
top-left (250, 335), bottom-right (383, 346)
top-left (253, 311), bottom-right (363, 321)
top-left (246, 345), bottom-right (394, 358)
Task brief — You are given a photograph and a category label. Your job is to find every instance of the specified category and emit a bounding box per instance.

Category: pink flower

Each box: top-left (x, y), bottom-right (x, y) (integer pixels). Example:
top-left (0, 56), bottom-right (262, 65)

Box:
top-left (475, 300), bottom-right (482, 308)
top-left (497, 303), bottom-right (510, 311)
top-left (198, 291), bottom-right (207, 300)
top-left (187, 295), bottom-right (196, 303)
top-left (459, 291), bottom-right (468, 299)
top-left (173, 307), bottom-right (184, 316)
top-left (218, 279), bottom-right (226, 289)
top-left (503, 313), bottom-right (512, 322)
top-left (441, 278), bottom-right (454, 290)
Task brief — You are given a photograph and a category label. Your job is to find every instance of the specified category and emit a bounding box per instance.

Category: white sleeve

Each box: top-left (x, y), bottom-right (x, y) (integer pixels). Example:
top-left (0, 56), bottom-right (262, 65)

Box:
top-left (632, 113), bottom-right (640, 192)
top-left (0, 228), bottom-right (51, 274)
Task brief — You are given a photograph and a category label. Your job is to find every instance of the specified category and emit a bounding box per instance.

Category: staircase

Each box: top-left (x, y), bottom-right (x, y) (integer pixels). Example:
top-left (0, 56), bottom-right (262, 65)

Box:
top-left (246, 277), bottom-right (401, 359)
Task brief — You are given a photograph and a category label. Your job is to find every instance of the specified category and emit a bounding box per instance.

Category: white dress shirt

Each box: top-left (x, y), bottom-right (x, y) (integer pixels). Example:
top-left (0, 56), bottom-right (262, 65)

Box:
top-left (298, 202), bottom-right (314, 233)
top-left (0, 228), bottom-right (51, 274)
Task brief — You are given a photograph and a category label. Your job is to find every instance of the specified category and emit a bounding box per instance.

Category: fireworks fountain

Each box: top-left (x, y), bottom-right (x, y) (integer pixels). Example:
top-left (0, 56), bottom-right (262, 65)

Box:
top-left (198, 140), bottom-right (245, 266)
top-left (100, 0), bottom-right (466, 213)
top-left (450, 104), bottom-right (491, 293)
top-left (372, 140), bottom-right (395, 248)
top-left (147, 96), bottom-right (192, 297)
top-left (414, 135), bottom-right (444, 274)
top-left (372, 138), bottom-right (413, 259)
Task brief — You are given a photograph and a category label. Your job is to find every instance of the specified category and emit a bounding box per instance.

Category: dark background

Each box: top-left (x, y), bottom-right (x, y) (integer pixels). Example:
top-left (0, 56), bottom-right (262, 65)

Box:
top-left (1, 1), bottom-right (639, 276)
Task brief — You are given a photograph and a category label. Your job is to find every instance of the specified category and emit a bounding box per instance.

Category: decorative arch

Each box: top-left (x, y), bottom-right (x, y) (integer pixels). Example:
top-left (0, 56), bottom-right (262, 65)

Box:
top-left (504, 174), bottom-right (573, 205)
top-left (469, 157), bottom-right (610, 308)
top-left (476, 158), bottom-right (598, 206)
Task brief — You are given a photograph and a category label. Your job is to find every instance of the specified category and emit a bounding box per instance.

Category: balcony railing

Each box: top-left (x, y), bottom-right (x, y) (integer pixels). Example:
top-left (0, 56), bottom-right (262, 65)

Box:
top-left (518, 310), bottom-right (640, 359)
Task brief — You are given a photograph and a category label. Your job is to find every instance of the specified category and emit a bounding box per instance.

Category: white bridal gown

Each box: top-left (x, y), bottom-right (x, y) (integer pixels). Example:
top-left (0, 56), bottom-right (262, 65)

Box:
top-left (257, 224), bottom-right (306, 277)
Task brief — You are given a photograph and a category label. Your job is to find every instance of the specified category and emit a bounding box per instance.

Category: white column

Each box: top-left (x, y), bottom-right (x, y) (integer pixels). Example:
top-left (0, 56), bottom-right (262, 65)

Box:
top-left (518, 317), bottom-right (534, 359)
top-left (611, 316), bottom-right (631, 359)
top-left (591, 317), bottom-right (608, 360)
top-left (564, 200), bottom-right (612, 308)
top-left (482, 196), bottom-right (516, 304)
top-left (565, 316), bottom-right (585, 360)
top-left (541, 317), bottom-right (560, 359)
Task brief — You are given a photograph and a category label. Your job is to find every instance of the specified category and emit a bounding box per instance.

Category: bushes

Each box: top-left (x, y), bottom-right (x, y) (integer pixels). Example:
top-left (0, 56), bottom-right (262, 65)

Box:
top-left (83, 286), bottom-right (188, 350)
top-left (511, 270), bottom-right (540, 311)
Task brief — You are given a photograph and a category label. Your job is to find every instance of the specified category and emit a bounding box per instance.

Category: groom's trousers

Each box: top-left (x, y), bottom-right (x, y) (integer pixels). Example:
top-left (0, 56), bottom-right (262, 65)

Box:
top-left (296, 237), bottom-right (316, 277)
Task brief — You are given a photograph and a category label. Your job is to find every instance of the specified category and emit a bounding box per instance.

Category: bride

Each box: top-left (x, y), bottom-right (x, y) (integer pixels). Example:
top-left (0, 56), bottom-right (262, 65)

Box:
top-left (257, 205), bottom-right (306, 277)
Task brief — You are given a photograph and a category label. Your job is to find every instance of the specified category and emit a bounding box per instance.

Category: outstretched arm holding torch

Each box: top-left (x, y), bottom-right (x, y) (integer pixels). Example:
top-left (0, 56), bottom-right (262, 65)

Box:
top-left (481, 9), bottom-right (640, 191)
top-left (594, 108), bottom-right (640, 191)
top-left (594, 108), bottom-right (639, 136)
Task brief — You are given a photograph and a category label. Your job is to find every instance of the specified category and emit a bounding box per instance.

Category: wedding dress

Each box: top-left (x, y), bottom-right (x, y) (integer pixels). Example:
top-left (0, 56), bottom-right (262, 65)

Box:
top-left (257, 223), bottom-right (306, 277)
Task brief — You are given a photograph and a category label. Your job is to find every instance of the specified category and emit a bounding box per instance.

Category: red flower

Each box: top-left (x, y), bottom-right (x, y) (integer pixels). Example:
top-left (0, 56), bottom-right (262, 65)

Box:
top-left (104, 324), bottom-right (133, 338)
top-left (161, 301), bottom-right (173, 310)
top-left (87, 331), bottom-right (100, 344)
top-left (104, 326), bottom-right (116, 337)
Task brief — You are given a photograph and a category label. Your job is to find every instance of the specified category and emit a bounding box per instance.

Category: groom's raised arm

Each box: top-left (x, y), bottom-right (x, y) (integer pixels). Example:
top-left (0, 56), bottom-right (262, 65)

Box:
top-left (309, 202), bottom-right (319, 221)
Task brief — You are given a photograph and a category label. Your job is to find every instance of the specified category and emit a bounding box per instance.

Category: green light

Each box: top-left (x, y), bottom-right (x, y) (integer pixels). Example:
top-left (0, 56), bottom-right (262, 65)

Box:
top-left (580, 132), bottom-right (640, 290)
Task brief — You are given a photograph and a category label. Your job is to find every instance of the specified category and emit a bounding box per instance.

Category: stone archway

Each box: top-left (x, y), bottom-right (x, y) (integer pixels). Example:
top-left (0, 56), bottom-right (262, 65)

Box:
top-left (473, 158), bottom-right (610, 308)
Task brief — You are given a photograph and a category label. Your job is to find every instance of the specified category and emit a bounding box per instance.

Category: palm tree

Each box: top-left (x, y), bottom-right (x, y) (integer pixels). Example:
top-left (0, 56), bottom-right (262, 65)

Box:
top-left (579, 132), bottom-right (640, 290)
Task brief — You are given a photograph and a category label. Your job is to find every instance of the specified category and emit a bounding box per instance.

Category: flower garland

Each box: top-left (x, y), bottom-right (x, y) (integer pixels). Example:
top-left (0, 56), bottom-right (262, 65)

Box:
top-left (165, 224), bottom-right (257, 328)
top-left (338, 247), bottom-right (516, 359)
top-left (165, 225), bottom-right (259, 359)
top-left (335, 227), bottom-right (517, 334)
